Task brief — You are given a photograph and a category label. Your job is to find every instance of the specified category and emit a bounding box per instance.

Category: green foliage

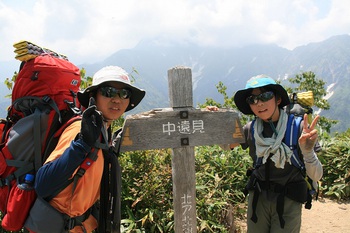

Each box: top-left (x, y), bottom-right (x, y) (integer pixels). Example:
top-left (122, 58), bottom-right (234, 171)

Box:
top-left (198, 81), bottom-right (234, 109)
top-left (120, 149), bottom-right (174, 232)
top-left (195, 145), bottom-right (250, 232)
top-left (79, 68), bottom-right (92, 90)
top-left (318, 129), bottom-right (350, 200)
top-left (3, 71), bottom-right (17, 98)
top-left (119, 146), bottom-right (250, 232)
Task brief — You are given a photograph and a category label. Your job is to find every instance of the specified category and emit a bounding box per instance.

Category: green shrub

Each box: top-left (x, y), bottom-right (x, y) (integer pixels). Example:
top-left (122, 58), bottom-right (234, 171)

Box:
top-left (120, 145), bottom-right (251, 232)
top-left (195, 145), bottom-right (250, 232)
top-left (120, 149), bottom-right (174, 232)
top-left (318, 129), bottom-right (350, 200)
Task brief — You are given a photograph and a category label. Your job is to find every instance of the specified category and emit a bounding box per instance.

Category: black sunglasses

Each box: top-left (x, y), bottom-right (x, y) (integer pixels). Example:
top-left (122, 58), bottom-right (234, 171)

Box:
top-left (99, 86), bottom-right (131, 99)
top-left (246, 91), bottom-right (274, 105)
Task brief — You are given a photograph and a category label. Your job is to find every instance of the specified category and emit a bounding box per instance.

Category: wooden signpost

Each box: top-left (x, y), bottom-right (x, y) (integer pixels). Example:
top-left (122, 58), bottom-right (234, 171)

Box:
top-left (120, 66), bottom-right (244, 232)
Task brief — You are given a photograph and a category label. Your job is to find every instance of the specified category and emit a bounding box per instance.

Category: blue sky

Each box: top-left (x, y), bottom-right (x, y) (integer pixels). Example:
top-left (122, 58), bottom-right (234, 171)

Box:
top-left (0, 0), bottom-right (349, 77)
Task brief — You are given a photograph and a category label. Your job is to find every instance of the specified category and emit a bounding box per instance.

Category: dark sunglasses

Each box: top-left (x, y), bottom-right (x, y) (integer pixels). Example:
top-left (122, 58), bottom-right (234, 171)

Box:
top-left (246, 91), bottom-right (274, 105)
top-left (99, 86), bottom-right (131, 99)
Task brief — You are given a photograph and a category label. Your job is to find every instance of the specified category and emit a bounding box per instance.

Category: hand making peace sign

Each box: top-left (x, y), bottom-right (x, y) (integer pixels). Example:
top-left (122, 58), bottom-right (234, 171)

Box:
top-left (298, 114), bottom-right (320, 154)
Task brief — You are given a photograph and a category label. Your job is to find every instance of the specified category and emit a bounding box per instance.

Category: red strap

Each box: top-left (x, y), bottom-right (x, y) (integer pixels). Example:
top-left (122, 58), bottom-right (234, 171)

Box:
top-left (80, 148), bottom-right (98, 171)
top-left (53, 115), bottom-right (81, 138)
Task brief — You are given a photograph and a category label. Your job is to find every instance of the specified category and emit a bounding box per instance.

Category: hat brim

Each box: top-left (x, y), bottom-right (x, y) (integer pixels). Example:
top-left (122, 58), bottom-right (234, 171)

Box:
top-left (78, 82), bottom-right (145, 112)
top-left (234, 84), bottom-right (290, 115)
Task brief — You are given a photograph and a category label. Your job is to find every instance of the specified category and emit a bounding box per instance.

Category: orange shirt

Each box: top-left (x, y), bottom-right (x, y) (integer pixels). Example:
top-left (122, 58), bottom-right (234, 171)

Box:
top-left (45, 120), bottom-right (104, 232)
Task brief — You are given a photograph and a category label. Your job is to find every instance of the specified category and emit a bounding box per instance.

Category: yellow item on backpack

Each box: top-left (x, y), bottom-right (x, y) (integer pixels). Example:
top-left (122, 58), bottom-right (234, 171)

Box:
top-left (296, 91), bottom-right (314, 107)
top-left (13, 40), bottom-right (68, 61)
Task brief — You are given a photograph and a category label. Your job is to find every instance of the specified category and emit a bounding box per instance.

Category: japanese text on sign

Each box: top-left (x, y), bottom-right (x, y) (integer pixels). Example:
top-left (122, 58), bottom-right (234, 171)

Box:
top-left (163, 120), bottom-right (205, 135)
top-left (181, 193), bottom-right (193, 233)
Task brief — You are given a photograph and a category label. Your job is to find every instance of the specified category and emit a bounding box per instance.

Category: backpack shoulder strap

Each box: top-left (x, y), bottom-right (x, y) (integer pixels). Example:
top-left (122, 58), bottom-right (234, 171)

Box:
top-left (53, 115), bottom-right (82, 138)
top-left (250, 119), bottom-right (262, 167)
top-left (251, 119), bottom-right (255, 132)
top-left (284, 114), bottom-right (304, 170)
top-left (42, 115), bottom-right (82, 163)
top-left (250, 119), bottom-right (257, 147)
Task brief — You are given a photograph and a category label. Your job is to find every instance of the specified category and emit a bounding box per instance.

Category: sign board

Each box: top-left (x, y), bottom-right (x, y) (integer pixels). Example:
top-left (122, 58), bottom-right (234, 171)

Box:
top-left (120, 108), bottom-right (244, 152)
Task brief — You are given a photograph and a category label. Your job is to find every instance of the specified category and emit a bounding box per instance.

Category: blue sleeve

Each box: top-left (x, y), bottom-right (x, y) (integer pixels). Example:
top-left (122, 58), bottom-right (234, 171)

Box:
top-left (35, 138), bottom-right (91, 198)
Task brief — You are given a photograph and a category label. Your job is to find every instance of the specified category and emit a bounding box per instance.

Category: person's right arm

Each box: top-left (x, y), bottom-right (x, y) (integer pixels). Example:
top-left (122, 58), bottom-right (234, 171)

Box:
top-left (298, 114), bottom-right (323, 181)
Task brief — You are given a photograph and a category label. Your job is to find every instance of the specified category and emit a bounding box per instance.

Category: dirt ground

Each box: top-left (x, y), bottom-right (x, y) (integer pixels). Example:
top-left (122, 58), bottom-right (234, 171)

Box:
top-left (300, 197), bottom-right (350, 233)
top-left (235, 197), bottom-right (350, 233)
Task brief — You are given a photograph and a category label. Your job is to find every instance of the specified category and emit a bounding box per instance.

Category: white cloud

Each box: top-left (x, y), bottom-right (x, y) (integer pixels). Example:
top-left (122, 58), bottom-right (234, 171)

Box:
top-left (0, 0), bottom-right (349, 66)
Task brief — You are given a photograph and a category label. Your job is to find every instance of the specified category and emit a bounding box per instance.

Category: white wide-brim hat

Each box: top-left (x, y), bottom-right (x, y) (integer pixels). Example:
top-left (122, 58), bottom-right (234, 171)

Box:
top-left (77, 66), bottom-right (145, 112)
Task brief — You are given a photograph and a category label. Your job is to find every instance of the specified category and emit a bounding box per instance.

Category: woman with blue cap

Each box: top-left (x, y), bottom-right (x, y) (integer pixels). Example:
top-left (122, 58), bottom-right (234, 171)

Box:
top-left (226, 74), bottom-right (322, 232)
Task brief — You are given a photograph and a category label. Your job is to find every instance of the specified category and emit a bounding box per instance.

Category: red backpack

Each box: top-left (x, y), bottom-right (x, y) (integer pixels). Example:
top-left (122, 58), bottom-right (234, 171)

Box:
top-left (0, 46), bottom-right (81, 231)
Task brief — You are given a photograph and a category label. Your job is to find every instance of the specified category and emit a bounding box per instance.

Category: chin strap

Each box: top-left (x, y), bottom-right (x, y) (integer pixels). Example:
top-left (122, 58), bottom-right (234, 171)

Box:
top-left (267, 102), bottom-right (280, 136)
top-left (267, 119), bottom-right (278, 136)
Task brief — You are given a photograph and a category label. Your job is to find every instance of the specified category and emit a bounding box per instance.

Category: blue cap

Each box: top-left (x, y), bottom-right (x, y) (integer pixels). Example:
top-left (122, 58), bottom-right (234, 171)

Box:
top-left (245, 75), bottom-right (277, 89)
top-left (234, 75), bottom-right (290, 115)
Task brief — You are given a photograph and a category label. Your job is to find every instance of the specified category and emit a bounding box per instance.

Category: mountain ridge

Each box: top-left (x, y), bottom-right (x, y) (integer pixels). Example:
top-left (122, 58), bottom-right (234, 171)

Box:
top-left (1, 34), bottom-right (349, 132)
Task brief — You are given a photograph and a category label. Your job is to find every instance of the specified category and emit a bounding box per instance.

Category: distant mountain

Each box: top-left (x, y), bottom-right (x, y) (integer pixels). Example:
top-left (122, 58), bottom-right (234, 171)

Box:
top-left (1, 34), bottom-right (349, 132)
top-left (80, 34), bottom-right (350, 132)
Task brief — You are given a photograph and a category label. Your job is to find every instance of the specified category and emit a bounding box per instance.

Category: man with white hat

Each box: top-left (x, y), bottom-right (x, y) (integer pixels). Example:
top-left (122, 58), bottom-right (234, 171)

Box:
top-left (27, 66), bottom-right (145, 233)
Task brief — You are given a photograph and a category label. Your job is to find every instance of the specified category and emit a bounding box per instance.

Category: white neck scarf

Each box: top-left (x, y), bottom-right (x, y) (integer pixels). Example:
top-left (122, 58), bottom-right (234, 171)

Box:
top-left (254, 110), bottom-right (293, 169)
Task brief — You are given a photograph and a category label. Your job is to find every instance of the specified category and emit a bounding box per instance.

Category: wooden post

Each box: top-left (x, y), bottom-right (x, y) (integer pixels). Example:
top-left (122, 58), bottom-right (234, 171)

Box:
top-left (120, 66), bottom-right (245, 232)
top-left (168, 67), bottom-right (197, 232)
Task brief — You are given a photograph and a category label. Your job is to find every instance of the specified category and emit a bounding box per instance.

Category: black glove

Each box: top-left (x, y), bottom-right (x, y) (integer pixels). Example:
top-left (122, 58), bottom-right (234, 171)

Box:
top-left (80, 97), bottom-right (103, 147)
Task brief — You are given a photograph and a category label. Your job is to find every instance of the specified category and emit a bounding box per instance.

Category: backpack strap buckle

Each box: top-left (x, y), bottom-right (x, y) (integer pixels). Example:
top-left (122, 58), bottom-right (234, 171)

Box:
top-left (65, 217), bottom-right (77, 231)
top-left (64, 209), bottom-right (91, 231)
